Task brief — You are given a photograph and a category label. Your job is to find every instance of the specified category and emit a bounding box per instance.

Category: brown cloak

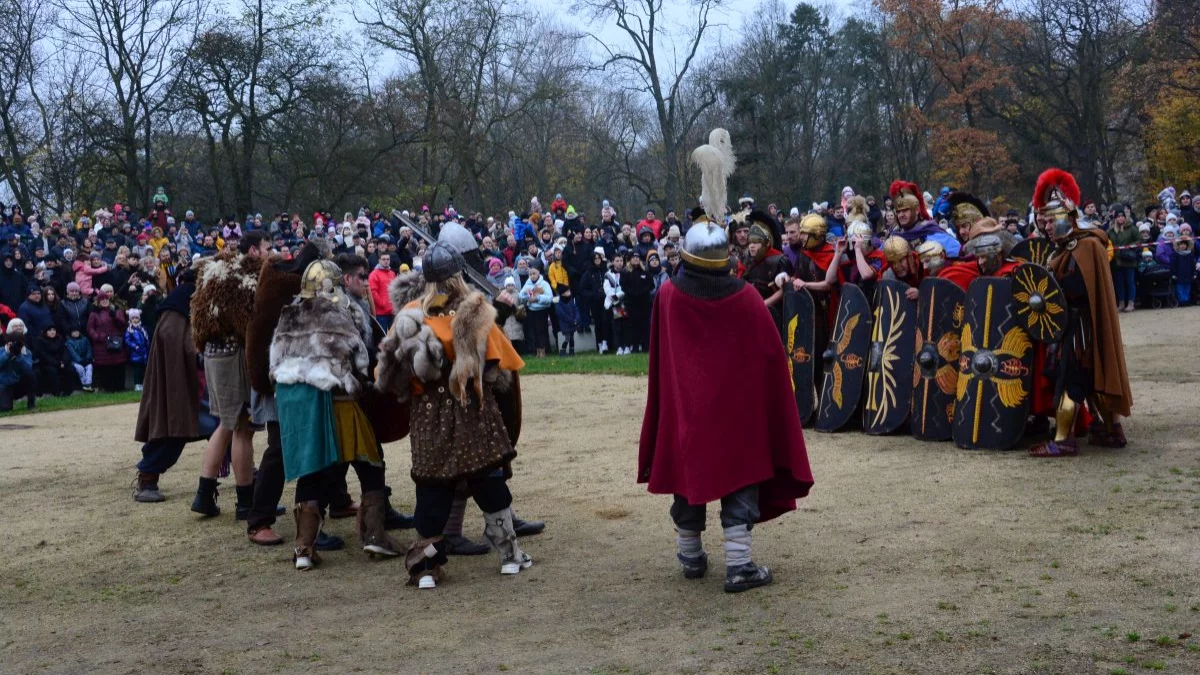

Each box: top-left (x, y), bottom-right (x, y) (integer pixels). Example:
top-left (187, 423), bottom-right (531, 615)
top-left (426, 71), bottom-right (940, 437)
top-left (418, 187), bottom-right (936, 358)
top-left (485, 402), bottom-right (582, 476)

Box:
top-left (245, 257), bottom-right (301, 395)
top-left (134, 310), bottom-right (200, 442)
top-left (1051, 229), bottom-right (1133, 417)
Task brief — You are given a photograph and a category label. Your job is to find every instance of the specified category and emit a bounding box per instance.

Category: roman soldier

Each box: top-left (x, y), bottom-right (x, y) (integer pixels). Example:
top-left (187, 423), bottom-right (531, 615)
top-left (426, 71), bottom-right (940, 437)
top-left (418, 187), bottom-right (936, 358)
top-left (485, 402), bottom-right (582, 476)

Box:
top-left (739, 210), bottom-right (790, 324)
top-left (947, 192), bottom-right (990, 249)
top-left (1028, 169), bottom-right (1132, 457)
top-left (639, 128), bottom-right (813, 593)
top-left (838, 197), bottom-right (888, 296)
top-left (728, 216), bottom-right (752, 270)
top-left (888, 181), bottom-right (962, 258)
top-left (881, 236), bottom-right (922, 300)
top-left (919, 241), bottom-right (977, 291)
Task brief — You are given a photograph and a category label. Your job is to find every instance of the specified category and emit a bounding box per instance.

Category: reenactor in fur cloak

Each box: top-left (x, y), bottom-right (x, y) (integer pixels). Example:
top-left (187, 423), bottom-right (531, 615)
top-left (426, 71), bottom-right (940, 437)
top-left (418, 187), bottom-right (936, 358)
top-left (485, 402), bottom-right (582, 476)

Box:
top-left (388, 221), bottom-right (545, 556)
top-left (375, 241), bottom-right (529, 588)
top-left (187, 232), bottom-right (270, 519)
top-left (270, 260), bottom-right (400, 570)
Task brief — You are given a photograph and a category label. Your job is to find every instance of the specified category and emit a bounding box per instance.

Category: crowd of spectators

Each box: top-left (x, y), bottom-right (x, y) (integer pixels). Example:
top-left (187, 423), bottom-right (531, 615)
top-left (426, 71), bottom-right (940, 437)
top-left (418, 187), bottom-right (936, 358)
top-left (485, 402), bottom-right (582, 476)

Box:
top-left (0, 183), bottom-right (1195, 411)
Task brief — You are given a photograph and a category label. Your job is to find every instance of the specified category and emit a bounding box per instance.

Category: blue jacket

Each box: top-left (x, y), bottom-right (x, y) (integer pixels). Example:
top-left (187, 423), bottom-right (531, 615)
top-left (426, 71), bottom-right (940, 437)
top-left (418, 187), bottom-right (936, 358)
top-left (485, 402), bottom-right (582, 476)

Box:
top-left (66, 335), bottom-right (92, 364)
top-left (18, 299), bottom-right (54, 335)
top-left (125, 324), bottom-right (150, 364)
top-left (513, 218), bottom-right (536, 244)
top-left (555, 296), bottom-right (579, 334)
top-left (0, 346), bottom-right (33, 387)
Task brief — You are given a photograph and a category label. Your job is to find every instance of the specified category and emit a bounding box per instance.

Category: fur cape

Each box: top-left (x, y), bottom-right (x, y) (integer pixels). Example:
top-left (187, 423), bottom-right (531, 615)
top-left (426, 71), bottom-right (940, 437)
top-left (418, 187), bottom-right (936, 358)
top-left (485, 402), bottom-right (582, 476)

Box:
top-left (190, 250), bottom-right (263, 350)
top-left (375, 288), bottom-right (513, 403)
top-left (270, 297), bottom-right (370, 395)
top-left (245, 256), bottom-right (301, 395)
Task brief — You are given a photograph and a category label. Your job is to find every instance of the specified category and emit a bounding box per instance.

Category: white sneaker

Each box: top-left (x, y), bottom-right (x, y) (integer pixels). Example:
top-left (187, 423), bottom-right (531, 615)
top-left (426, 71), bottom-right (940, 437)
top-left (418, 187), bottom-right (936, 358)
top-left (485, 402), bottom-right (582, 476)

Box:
top-left (501, 552), bottom-right (533, 575)
top-left (417, 574), bottom-right (437, 589)
top-left (294, 552), bottom-right (315, 571)
top-left (598, 341), bottom-right (608, 354)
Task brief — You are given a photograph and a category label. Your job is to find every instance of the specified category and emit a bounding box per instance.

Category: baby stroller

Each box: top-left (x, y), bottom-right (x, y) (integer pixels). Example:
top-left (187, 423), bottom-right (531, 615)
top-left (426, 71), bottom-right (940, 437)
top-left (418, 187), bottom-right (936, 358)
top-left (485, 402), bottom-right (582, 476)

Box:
top-left (1139, 268), bottom-right (1177, 309)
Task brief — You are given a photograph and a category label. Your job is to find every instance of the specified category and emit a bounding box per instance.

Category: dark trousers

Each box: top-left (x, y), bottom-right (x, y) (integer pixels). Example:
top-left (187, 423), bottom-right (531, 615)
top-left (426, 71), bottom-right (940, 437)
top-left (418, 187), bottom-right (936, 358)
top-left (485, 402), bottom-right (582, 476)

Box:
top-left (132, 363), bottom-right (146, 386)
top-left (670, 485), bottom-right (760, 532)
top-left (414, 471), bottom-right (512, 538)
top-left (590, 300), bottom-right (612, 348)
top-left (295, 461), bottom-right (385, 503)
top-left (376, 315), bottom-right (393, 332)
top-left (629, 302), bottom-right (651, 352)
top-left (527, 309), bottom-right (551, 351)
top-left (247, 421), bottom-right (285, 530)
top-left (34, 364), bottom-right (62, 396)
top-left (137, 437), bottom-right (187, 474)
top-left (612, 316), bottom-right (631, 351)
top-left (0, 374), bottom-right (35, 411)
top-left (1113, 266), bottom-right (1136, 305)
top-left (94, 363), bottom-right (126, 392)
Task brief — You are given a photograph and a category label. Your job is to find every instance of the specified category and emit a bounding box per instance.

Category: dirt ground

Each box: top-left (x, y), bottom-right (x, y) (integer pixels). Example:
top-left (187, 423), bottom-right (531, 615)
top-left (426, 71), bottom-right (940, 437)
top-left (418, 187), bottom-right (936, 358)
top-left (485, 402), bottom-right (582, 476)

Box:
top-left (2, 309), bottom-right (1198, 675)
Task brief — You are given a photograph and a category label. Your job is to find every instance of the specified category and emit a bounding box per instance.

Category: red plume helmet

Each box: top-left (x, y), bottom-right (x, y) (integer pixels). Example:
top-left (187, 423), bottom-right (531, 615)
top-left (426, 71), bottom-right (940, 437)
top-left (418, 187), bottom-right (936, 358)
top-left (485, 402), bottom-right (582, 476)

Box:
top-left (1032, 168), bottom-right (1081, 211)
top-left (889, 180), bottom-right (931, 221)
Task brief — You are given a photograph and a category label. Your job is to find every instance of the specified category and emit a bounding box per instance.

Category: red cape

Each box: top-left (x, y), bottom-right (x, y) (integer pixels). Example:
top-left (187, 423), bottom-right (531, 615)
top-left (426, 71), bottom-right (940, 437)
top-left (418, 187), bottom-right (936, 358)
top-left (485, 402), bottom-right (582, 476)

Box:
top-left (937, 262), bottom-right (980, 291)
top-left (638, 282), bottom-right (813, 522)
top-left (803, 243), bottom-right (842, 325)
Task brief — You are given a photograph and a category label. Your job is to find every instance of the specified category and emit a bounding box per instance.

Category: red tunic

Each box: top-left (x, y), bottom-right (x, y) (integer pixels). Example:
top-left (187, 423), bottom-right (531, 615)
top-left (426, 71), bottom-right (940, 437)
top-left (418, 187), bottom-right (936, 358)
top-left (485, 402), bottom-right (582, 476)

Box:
top-left (937, 262), bottom-right (979, 291)
top-left (803, 243), bottom-right (842, 325)
top-left (638, 282), bottom-right (814, 522)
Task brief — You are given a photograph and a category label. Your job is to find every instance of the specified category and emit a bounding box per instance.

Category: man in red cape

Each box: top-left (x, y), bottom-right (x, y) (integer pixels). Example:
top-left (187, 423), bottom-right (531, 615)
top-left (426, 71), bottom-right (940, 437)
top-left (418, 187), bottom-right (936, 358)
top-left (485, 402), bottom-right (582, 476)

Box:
top-left (638, 129), bottom-right (813, 593)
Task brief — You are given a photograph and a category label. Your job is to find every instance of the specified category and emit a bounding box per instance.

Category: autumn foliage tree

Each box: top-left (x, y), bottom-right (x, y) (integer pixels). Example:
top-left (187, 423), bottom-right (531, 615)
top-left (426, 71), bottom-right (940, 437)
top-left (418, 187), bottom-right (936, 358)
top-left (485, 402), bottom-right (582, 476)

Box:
top-left (876, 0), bottom-right (1022, 198)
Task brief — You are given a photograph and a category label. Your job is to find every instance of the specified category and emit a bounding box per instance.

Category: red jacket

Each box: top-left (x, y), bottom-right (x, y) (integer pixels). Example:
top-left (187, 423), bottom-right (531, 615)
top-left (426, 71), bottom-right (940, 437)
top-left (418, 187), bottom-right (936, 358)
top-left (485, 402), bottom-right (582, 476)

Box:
top-left (368, 267), bottom-right (397, 317)
top-left (637, 218), bottom-right (664, 240)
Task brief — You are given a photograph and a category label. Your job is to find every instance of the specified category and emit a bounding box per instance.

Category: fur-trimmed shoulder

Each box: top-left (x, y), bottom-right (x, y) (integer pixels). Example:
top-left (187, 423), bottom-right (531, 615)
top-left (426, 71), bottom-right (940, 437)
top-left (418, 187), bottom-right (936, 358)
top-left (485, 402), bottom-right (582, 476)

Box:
top-left (448, 291), bottom-right (496, 403)
top-left (388, 270), bottom-right (426, 314)
top-left (270, 298), bottom-right (368, 394)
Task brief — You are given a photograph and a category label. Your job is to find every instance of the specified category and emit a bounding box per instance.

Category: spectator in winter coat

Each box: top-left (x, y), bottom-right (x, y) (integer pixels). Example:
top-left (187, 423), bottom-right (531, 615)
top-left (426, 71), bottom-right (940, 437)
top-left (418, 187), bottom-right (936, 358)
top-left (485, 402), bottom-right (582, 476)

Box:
top-left (86, 289), bottom-right (127, 392)
top-left (555, 285), bottom-right (579, 357)
top-left (0, 254), bottom-right (25, 311)
top-left (18, 285), bottom-right (54, 335)
top-left (637, 210), bottom-right (664, 240)
top-left (1180, 192), bottom-right (1199, 229)
top-left (547, 247), bottom-right (570, 292)
top-left (73, 252), bottom-right (109, 296)
top-left (634, 226), bottom-right (657, 262)
top-left (66, 327), bottom-right (93, 391)
top-left (56, 284), bottom-right (90, 337)
top-left (125, 308), bottom-right (150, 391)
top-left (580, 248), bottom-right (611, 353)
top-left (368, 252), bottom-right (397, 331)
top-left (0, 329), bottom-right (35, 411)
top-left (1108, 211), bottom-right (1140, 312)
top-left (31, 324), bottom-right (71, 396)
top-left (520, 267), bottom-right (554, 357)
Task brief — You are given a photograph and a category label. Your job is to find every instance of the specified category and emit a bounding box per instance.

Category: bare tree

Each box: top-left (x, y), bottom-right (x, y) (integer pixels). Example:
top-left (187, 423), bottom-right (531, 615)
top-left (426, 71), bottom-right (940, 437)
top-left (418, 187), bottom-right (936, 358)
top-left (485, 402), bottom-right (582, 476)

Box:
top-left (53, 0), bottom-right (204, 211)
top-left (573, 0), bottom-right (721, 214)
top-left (0, 0), bottom-right (47, 212)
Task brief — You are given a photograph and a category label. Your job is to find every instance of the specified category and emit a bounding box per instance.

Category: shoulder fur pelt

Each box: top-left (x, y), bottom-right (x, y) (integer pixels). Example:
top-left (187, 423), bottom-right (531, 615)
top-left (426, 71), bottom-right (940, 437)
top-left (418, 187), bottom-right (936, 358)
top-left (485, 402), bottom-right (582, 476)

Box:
top-left (388, 270), bottom-right (426, 313)
top-left (245, 256), bottom-right (301, 395)
top-left (449, 291), bottom-right (497, 404)
top-left (270, 297), bottom-right (369, 395)
top-left (374, 306), bottom-right (444, 401)
top-left (190, 251), bottom-right (263, 350)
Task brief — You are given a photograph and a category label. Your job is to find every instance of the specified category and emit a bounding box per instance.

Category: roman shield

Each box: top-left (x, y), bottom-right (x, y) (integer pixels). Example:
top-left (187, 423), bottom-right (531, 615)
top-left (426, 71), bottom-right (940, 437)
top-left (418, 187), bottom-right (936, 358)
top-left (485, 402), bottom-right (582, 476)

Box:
top-left (910, 277), bottom-right (965, 441)
top-left (816, 284), bottom-right (870, 433)
top-left (863, 280), bottom-right (917, 435)
top-left (1011, 263), bottom-right (1066, 343)
top-left (953, 278), bottom-right (1034, 450)
top-left (1011, 238), bottom-right (1052, 268)
top-left (782, 288), bottom-right (817, 424)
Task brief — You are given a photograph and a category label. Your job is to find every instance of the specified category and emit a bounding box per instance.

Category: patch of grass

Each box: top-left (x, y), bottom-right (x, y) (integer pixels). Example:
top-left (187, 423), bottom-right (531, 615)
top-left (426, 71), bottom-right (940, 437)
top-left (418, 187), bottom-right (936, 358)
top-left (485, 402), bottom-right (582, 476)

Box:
top-left (937, 601), bottom-right (959, 611)
top-left (521, 352), bottom-right (648, 376)
top-left (1168, 467), bottom-right (1183, 475)
top-left (0, 390), bottom-right (140, 417)
top-left (1066, 590), bottom-right (1080, 599)
top-left (1141, 660), bottom-right (1166, 670)
top-left (1127, 633), bottom-right (1142, 643)
top-left (934, 630), bottom-right (952, 642)
top-left (1154, 636), bottom-right (1177, 647)
top-left (1111, 669), bottom-right (1130, 675)
top-left (1165, 604), bottom-right (1177, 613)
top-left (1050, 561), bottom-right (1060, 569)
top-left (897, 632), bottom-right (913, 641)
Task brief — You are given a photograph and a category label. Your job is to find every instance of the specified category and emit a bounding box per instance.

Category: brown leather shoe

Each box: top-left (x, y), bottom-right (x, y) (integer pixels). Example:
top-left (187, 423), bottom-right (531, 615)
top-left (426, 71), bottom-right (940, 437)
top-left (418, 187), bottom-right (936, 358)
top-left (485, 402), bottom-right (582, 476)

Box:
top-left (329, 501), bottom-right (359, 519)
top-left (248, 525), bottom-right (284, 546)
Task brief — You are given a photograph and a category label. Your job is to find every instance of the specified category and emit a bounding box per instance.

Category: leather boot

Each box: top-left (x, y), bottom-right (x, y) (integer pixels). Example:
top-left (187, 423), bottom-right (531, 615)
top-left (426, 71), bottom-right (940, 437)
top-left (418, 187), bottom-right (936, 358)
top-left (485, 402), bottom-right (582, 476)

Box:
top-left (190, 477), bottom-right (220, 517)
top-left (234, 484), bottom-right (254, 521)
top-left (483, 507), bottom-right (532, 575)
top-left (293, 503), bottom-right (322, 571)
top-left (133, 472), bottom-right (165, 503)
top-left (358, 490), bottom-right (401, 558)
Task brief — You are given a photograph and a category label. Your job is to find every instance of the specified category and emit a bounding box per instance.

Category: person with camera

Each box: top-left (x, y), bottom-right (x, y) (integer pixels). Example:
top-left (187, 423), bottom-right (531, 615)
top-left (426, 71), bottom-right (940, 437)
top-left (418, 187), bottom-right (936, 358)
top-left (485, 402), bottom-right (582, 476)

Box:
top-left (0, 319), bottom-right (35, 411)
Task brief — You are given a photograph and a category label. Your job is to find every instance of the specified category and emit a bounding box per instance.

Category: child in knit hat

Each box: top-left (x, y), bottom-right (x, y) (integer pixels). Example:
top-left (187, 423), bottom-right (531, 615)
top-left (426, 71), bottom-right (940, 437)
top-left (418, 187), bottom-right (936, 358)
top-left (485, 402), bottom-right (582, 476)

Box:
top-left (124, 308), bottom-right (150, 391)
